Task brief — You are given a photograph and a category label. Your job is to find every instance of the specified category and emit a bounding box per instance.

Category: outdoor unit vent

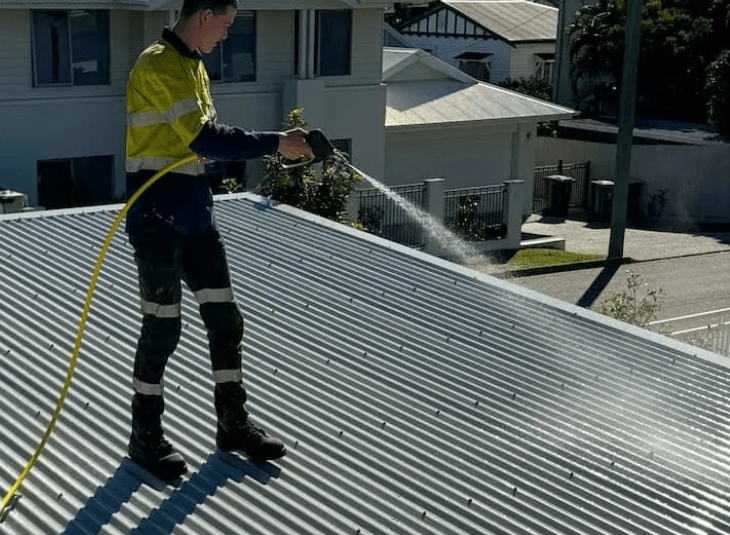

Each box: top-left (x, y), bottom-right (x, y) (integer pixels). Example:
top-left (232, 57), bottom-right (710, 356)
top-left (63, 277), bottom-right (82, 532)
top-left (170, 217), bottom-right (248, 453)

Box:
top-left (0, 190), bottom-right (28, 214)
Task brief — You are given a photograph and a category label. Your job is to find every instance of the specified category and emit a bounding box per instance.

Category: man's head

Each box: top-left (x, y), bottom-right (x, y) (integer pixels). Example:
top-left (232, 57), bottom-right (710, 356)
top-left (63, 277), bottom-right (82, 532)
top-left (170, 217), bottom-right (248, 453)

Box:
top-left (176, 0), bottom-right (238, 54)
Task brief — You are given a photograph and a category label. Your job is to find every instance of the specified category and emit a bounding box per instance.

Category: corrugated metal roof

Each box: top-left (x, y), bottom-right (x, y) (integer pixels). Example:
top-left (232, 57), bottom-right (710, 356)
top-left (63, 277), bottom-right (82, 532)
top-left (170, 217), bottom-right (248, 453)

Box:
top-left (443, 0), bottom-right (558, 42)
top-left (2, 194), bottom-right (730, 534)
top-left (384, 48), bottom-right (575, 127)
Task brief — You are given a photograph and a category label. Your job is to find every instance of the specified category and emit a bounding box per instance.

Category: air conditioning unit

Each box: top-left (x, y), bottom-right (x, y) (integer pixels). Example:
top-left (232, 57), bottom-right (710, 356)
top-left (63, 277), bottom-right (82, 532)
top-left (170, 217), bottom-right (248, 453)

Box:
top-left (0, 191), bottom-right (28, 214)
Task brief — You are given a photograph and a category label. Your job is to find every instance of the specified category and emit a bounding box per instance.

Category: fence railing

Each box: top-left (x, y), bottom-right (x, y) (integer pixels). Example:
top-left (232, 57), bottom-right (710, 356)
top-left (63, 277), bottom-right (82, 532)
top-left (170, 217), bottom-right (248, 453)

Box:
top-left (356, 182), bottom-right (508, 249)
top-left (533, 161), bottom-right (591, 213)
top-left (357, 183), bottom-right (426, 248)
top-left (444, 185), bottom-right (507, 241)
top-left (650, 309), bottom-right (730, 357)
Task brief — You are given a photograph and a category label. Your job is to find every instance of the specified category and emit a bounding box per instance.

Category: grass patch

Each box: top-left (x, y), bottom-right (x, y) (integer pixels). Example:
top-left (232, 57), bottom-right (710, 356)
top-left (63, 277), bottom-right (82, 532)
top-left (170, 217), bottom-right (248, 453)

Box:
top-left (507, 248), bottom-right (605, 270)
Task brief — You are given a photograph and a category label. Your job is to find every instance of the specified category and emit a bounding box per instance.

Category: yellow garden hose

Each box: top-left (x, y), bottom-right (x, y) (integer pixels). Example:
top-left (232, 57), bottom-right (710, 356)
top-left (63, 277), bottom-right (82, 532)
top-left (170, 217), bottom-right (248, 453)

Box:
top-left (0, 154), bottom-right (197, 521)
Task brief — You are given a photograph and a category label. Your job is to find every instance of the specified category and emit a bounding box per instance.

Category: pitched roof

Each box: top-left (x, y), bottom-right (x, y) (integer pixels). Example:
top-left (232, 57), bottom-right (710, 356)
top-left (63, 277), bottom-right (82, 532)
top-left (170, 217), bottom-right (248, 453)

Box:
top-left (2, 195), bottom-right (730, 534)
top-left (383, 47), bottom-right (575, 128)
top-left (444, 0), bottom-right (558, 42)
top-left (398, 0), bottom-right (558, 43)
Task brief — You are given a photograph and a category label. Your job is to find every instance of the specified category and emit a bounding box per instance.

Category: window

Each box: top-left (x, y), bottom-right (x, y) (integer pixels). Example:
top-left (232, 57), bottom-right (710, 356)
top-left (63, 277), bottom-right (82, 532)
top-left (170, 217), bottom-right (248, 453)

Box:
top-left (204, 11), bottom-right (256, 82)
top-left (37, 156), bottom-right (115, 209)
top-left (455, 52), bottom-right (491, 82)
top-left (315, 10), bottom-right (352, 76)
top-left (535, 53), bottom-right (555, 82)
top-left (32, 10), bottom-right (110, 86)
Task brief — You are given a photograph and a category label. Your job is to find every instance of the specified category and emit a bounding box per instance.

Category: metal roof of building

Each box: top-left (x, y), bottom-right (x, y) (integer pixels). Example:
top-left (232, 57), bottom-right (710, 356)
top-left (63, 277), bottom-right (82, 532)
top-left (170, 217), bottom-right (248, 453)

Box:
top-left (2, 194), bottom-right (730, 534)
top-left (383, 48), bottom-right (575, 128)
top-left (442, 0), bottom-right (558, 43)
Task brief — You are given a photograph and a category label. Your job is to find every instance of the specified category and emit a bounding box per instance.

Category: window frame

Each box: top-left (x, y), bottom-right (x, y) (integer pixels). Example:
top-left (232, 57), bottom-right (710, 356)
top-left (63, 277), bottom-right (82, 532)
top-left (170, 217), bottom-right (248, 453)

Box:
top-left (203, 10), bottom-right (257, 83)
top-left (314, 9), bottom-right (352, 77)
top-left (31, 9), bottom-right (110, 87)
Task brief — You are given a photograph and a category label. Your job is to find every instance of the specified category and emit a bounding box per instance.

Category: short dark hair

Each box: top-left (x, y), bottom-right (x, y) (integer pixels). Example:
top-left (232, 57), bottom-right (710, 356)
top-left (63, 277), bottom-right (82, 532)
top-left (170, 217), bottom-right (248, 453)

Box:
top-left (180, 0), bottom-right (238, 18)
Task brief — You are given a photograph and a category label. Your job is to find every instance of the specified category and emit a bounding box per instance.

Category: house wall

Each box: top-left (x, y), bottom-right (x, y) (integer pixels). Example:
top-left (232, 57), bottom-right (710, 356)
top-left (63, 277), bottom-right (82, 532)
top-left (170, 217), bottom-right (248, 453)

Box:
top-left (537, 136), bottom-right (730, 225)
top-left (0, 6), bottom-right (386, 206)
top-left (385, 121), bottom-right (536, 217)
top-left (400, 35), bottom-right (513, 83)
top-left (510, 41), bottom-right (555, 81)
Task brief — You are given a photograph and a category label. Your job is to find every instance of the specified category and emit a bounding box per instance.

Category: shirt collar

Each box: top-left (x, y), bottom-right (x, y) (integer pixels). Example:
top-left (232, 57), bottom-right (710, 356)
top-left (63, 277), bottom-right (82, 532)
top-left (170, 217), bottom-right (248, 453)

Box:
top-left (162, 27), bottom-right (202, 60)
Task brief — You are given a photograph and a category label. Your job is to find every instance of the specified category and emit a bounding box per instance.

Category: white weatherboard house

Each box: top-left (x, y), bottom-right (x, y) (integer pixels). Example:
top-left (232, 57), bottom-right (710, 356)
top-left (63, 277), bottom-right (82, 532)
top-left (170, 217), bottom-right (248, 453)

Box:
top-left (382, 46), bottom-right (575, 219)
top-left (0, 0), bottom-right (394, 208)
top-left (393, 0), bottom-right (559, 84)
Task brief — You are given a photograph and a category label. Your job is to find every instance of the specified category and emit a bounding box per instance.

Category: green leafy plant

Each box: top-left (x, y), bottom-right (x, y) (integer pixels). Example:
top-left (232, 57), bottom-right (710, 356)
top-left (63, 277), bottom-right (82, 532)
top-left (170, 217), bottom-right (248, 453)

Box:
top-left (257, 108), bottom-right (362, 222)
top-left (597, 269), bottom-right (664, 328)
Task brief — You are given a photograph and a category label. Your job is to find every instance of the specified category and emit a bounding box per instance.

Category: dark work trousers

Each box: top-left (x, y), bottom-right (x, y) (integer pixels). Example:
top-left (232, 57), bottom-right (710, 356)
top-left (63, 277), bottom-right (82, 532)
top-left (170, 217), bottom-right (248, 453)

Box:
top-left (129, 222), bottom-right (245, 415)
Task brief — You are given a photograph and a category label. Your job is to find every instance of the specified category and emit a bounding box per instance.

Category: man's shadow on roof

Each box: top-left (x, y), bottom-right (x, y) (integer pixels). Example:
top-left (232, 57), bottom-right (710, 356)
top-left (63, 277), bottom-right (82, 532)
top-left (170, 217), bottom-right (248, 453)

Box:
top-left (61, 451), bottom-right (280, 535)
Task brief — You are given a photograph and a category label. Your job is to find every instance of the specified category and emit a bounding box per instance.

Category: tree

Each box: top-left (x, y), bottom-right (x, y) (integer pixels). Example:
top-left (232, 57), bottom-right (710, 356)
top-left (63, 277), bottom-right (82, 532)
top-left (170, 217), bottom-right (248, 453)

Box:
top-left (706, 49), bottom-right (730, 133)
top-left (568, 0), bottom-right (730, 124)
top-left (499, 75), bottom-right (554, 102)
top-left (257, 108), bottom-right (362, 222)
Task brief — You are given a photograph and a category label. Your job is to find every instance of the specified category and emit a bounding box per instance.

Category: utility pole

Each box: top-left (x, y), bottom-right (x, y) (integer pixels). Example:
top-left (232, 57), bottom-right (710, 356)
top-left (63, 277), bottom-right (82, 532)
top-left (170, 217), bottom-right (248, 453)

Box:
top-left (608, 0), bottom-right (643, 260)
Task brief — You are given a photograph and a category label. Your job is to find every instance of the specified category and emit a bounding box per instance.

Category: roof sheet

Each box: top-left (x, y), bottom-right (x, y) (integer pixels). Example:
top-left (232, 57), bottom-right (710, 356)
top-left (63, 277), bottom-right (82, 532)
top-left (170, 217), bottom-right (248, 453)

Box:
top-left (443, 0), bottom-right (558, 42)
top-left (383, 49), bottom-right (574, 127)
top-left (2, 194), bottom-right (730, 534)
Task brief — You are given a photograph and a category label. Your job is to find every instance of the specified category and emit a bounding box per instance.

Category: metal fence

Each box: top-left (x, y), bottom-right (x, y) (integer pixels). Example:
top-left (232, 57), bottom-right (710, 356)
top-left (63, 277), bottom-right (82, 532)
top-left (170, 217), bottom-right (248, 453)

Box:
top-left (444, 185), bottom-right (507, 241)
top-left (650, 309), bottom-right (730, 357)
top-left (356, 182), bottom-right (507, 248)
top-left (533, 161), bottom-right (591, 213)
top-left (356, 183), bottom-right (426, 248)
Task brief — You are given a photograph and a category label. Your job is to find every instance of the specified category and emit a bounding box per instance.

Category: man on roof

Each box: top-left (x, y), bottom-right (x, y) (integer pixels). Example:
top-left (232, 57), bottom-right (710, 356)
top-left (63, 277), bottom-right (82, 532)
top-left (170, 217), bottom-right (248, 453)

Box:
top-left (125, 0), bottom-right (311, 481)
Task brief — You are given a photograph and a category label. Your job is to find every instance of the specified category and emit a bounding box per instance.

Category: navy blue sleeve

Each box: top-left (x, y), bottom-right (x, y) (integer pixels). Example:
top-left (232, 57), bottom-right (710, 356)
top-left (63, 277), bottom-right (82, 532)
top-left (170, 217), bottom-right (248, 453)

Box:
top-left (188, 121), bottom-right (280, 161)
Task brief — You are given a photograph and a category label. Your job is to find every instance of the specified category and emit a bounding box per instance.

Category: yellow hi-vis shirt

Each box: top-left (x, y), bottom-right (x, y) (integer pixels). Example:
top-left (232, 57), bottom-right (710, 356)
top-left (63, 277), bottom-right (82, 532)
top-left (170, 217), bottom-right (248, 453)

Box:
top-left (126, 30), bottom-right (214, 178)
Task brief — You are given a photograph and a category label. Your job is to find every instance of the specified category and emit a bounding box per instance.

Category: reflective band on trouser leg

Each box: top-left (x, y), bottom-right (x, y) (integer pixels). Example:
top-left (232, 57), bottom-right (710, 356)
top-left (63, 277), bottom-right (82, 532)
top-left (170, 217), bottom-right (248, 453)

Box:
top-left (213, 369), bottom-right (243, 384)
top-left (133, 377), bottom-right (164, 396)
top-left (193, 287), bottom-right (235, 304)
top-left (140, 299), bottom-right (181, 318)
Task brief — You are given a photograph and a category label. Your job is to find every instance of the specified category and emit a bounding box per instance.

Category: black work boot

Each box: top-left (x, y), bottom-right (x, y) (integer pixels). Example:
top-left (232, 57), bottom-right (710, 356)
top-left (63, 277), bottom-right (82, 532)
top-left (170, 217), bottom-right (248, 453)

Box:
top-left (215, 383), bottom-right (287, 460)
top-left (128, 394), bottom-right (187, 482)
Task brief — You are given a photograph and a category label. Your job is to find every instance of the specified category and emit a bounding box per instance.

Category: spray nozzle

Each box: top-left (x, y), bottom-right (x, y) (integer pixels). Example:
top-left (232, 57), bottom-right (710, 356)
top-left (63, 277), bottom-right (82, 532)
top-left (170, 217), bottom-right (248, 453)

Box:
top-left (280, 129), bottom-right (339, 170)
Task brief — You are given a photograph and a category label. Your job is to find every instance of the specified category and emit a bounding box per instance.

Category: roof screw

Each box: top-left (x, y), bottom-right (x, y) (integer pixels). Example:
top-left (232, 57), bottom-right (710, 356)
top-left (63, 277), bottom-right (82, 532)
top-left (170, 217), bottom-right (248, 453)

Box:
top-left (274, 367), bottom-right (278, 375)
top-left (356, 530), bottom-right (361, 534)
top-left (479, 330), bottom-right (483, 336)
top-left (467, 497), bottom-right (472, 507)
top-left (339, 430), bottom-right (344, 438)
top-left (435, 409), bottom-right (440, 416)
top-left (176, 384), bottom-right (181, 391)
top-left (671, 357), bottom-right (676, 364)
top-left (382, 421), bottom-right (386, 429)
top-left (85, 401), bottom-right (89, 409)
top-left (511, 392), bottom-right (517, 399)
top-left (304, 303), bottom-right (309, 308)
top-left (58, 492), bottom-right (63, 501)
top-left (421, 511), bottom-right (427, 520)
top-left (512, 487), bottom-right (518, 496)
top-left (36, 410), bottom-right (41, 418)
top-left (399, 345), bottom-right (403, 352)
top-left (569, 471), bottom-right (574, 479)
top-left (363, 351), bottom-right (367, 357)
top-left (326, 358), bottom-right (330, 365)
top-left (474, 400), bottom-right (479, 407)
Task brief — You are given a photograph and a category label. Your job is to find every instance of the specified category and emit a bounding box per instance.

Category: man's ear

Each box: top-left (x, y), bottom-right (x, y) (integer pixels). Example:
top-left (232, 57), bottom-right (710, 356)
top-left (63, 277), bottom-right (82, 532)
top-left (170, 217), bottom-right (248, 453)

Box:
top-left (198, 8), bottom-right (213, 26)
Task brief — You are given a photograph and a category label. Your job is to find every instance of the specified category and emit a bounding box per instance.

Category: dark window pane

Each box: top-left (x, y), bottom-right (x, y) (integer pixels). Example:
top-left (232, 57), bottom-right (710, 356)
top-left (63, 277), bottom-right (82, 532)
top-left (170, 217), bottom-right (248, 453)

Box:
top-left (69, 10), bottom-right (110, 85)
top-left (38, 156), bottom-right (114, 208)
top-left (203, 45), bottom-right (223, 81)
top-left (204, 12), bottom-right (255, 82)
top-left (33, 11), bottom-right (71, 85)
top-left (223, 12), bottom-right (255, 82)
top-left (316, 10), bottom-right (351, 76)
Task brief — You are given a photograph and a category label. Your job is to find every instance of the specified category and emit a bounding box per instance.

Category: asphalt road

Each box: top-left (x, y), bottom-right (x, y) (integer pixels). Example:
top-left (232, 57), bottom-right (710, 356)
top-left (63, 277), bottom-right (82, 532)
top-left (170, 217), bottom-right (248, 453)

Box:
top-left (511, 251), bottom-right (730, 333)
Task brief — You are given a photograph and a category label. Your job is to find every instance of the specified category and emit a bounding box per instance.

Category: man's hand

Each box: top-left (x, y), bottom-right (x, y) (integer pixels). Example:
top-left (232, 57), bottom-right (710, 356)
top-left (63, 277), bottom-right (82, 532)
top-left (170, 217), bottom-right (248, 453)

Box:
top-left (278, 128), bottom-right (313, 160)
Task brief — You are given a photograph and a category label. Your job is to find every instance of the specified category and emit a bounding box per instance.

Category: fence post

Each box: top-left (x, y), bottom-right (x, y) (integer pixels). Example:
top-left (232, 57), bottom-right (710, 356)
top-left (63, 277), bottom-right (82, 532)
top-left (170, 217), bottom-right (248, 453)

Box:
top-left (423, 178), bottom-right (445, 255)
top-left (504, 180), bottom-right (526, 250)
